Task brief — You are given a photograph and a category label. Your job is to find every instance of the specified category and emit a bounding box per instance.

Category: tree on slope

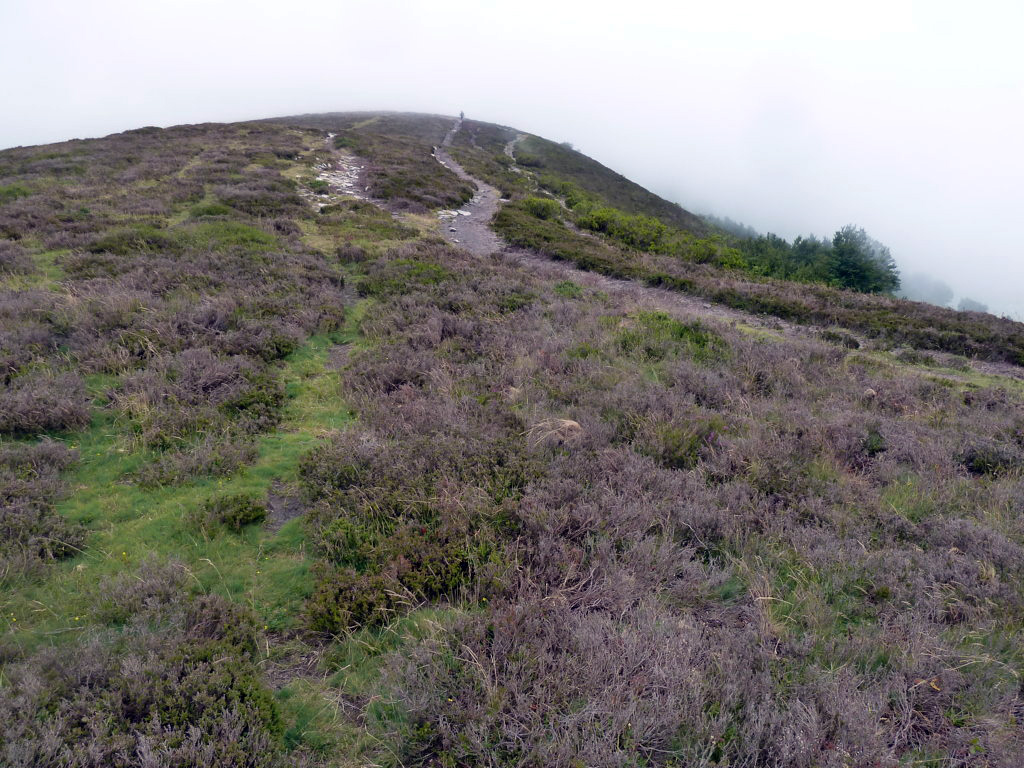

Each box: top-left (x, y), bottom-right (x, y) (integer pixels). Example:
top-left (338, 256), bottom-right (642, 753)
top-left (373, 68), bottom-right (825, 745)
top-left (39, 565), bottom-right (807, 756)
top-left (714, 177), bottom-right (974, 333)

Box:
top-left (831, 225), bottom-right (900, 293)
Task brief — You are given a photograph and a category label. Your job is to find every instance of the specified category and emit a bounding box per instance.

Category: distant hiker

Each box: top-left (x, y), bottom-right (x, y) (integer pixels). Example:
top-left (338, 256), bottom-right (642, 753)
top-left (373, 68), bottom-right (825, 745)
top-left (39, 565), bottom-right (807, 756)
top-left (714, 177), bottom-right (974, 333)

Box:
top-left (460, 111), bottom-right (464, 120)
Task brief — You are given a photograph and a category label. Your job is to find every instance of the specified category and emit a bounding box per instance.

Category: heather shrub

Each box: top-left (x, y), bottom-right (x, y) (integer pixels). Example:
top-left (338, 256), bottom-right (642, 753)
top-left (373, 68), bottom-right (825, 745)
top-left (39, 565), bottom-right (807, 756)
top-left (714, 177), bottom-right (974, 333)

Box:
top-left (87, 223), bottom-right (181, 255)
top-left (298, 417), bottom-right (528, 634)
top-left (0, 438), bottom-right (76, 503)
top-left (0, 369), bottom-right (91, 434)
top-left (0, 240), bottom-right (34, 274)
top-left (214, 178), bottom-right (305, 217)
top-left (112, 349), bottom-right (284, 449)
top-left (93, 558), bottom-right (190, 624)
top-left (1, 588), bottom-right (283, 767)
top-left (218, 321), bottom-right (303, 362)
top-left (307, 567), bottom-right (405, 634)
top-left (0, 499), bottom-right (85, 569)
top-left (634, 413), bottom-right (726, 470)
top-left (820, 328), bottom-right (860, 349)
top-left (134, 433), bottom-right (258, 487)
top-left (896, 347), bottom-right (938, 367)
top-left (959, 440), bottom-right (1021, 477)
top-left (384, 601), bottom-right (896, 768)
top-left (336, 243), bottom-right (368, 263)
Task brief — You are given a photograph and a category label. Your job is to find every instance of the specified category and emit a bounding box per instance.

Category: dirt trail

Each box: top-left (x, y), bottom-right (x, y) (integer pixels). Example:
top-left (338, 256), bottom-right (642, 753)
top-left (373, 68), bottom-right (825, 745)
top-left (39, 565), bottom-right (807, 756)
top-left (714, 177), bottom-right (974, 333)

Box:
top-left (432, 118), bottom-right (506, 256)
top-left (432, 118), bottom-right (807, 337)
top-left (504, 134), bottom-right (526, 163)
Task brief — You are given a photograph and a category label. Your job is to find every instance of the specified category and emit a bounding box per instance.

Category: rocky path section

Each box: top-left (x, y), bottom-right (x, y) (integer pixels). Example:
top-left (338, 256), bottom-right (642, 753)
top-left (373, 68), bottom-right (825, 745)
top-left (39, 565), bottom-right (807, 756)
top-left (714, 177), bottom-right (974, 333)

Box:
top-left (432, 118), bottom-right (505, 255)
top-left (297, 133), bottom-right (375, 211)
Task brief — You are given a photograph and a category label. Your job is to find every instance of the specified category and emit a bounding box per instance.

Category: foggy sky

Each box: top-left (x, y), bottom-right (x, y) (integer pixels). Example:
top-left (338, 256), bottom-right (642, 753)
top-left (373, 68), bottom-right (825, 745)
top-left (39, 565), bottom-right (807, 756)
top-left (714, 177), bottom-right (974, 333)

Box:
top-left (4, 0), bottom-right (1022, 316)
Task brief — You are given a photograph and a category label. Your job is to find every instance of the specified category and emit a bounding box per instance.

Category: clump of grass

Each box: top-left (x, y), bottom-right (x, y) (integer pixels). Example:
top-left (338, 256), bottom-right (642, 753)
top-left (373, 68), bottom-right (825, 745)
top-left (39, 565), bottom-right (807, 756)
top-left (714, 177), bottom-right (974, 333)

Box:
top-left (553, 280), bottom-right (582, 298)
top-left (616, 311), bottom-right (725, 363)
top-left (188, 492), bottom-right (268, 534)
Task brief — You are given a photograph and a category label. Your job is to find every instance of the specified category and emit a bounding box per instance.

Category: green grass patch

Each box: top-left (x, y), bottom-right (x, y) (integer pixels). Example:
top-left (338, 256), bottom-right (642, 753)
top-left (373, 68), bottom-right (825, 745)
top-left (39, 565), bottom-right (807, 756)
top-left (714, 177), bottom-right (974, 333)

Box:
top-left (186, 220), bottom-right (278, 251)
top-left (0, 183), bottom-right (32, 204)
top-left (189, 201), bottom-right (235, 218)
top-left (617, 311), bottom-right (726, 363)
top-left (0, 329), bottom-right (360, 644)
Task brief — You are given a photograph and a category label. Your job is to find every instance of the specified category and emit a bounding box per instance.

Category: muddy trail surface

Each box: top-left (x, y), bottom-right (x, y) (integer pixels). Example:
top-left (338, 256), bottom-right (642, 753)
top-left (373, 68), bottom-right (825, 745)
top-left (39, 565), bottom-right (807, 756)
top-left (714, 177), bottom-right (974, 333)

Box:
top-left (432, 118), bottom-right (506, 256)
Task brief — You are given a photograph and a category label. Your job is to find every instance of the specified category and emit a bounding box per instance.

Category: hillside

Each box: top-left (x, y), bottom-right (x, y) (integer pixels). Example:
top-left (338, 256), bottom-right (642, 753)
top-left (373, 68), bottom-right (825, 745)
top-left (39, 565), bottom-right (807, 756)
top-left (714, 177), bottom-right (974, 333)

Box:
top-left (2, 112), bottom-right (1024, 766)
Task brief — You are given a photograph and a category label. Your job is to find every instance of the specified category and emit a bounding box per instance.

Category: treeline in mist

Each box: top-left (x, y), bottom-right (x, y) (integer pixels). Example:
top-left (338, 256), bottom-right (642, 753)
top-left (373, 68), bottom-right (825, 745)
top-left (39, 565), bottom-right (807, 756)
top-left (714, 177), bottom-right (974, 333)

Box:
top-left (704, 213), bottom-right (902, 294)
top-left (738, 226), bottom-right (900, 294)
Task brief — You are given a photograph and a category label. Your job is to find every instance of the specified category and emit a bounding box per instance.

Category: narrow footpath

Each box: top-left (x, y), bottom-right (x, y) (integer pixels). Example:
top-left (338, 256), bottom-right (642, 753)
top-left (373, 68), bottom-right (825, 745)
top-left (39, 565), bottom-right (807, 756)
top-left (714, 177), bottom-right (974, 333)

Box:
top-left (432, 118), bottom-right (505, 256)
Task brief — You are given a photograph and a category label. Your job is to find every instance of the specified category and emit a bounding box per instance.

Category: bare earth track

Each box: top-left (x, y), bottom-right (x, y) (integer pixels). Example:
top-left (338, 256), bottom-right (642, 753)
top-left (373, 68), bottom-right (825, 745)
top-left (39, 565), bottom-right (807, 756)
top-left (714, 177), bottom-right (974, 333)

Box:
top-left (432, 117), bottom-right (506, 255)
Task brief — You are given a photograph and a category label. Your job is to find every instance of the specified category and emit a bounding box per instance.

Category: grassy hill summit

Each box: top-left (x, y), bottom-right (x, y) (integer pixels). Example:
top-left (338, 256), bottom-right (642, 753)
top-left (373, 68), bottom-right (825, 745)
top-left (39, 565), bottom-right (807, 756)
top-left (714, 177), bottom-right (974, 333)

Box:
top-left (2, 111), bottom-right (1023, 766)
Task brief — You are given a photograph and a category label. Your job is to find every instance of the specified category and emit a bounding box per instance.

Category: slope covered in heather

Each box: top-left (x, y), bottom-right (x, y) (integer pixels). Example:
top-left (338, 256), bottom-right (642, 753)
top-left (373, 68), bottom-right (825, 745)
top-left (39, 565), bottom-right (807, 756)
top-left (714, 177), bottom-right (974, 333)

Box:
top-left (2, 112), bottom-right (1024, 767)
